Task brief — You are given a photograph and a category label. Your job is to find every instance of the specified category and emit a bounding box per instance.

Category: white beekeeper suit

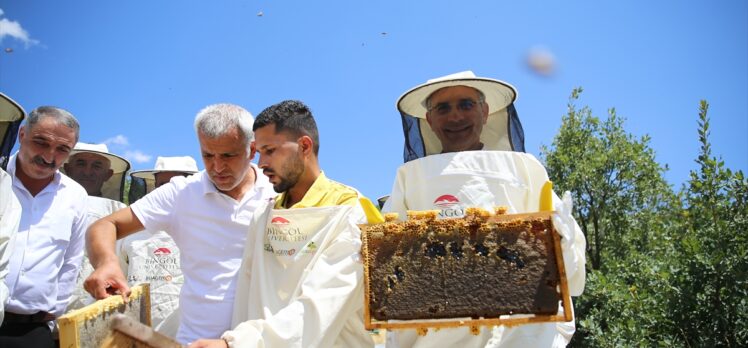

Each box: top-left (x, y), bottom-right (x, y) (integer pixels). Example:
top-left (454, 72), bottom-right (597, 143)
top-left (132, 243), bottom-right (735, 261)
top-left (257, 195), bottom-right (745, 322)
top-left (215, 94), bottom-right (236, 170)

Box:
top-left (383, 71), bottom-right (586, 347)
top-left (63, 143), bottom-right (130, 312)
top-left (0, 93), bottom-right (24, 325)
top-left (122, 156), bottom-right (198, 337)
top-left (0, 169), bottom-right (21, 326)
top-left (222, 200), bottom-right (373, 348)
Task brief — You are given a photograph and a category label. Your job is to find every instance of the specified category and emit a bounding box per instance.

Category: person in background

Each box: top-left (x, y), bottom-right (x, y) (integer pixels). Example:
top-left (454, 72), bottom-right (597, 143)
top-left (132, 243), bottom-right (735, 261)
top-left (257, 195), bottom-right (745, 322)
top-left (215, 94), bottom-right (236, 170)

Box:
top-left (85, 103), bottom-right (275, 344)
top-left (62, 142), bottom-right (130, 312)
top-left (383, 71), bottom-right (586, 347)
top-left (0, 93), bottom-right (25, 326)
top-left (190, 100), bottom-right (374, 348)
top-left (1, 106), bottom-right (88, 347)
top-left (120, 156), bottom-right (198, 337)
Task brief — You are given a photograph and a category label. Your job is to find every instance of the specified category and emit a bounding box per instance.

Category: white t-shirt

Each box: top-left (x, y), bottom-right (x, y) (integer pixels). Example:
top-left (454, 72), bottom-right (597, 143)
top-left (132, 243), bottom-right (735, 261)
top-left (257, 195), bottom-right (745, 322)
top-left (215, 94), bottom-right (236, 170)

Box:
top-left (130, 166), bottom-right (275, 344)
top-left (383, 151), bottom-right (586, 348)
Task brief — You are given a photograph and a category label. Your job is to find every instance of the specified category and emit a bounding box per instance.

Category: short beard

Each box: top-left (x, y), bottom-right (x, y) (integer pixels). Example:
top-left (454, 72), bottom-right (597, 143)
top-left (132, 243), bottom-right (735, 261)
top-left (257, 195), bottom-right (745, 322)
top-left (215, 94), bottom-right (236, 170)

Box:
top-left (272, 153), bottom-right (304, 193)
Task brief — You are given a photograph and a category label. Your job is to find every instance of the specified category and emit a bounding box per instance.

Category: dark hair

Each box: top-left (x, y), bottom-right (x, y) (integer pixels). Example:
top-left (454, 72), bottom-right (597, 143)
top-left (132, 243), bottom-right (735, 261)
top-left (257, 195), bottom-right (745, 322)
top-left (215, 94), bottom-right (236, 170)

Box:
top-left (254, 100), bottom-right (320, 155)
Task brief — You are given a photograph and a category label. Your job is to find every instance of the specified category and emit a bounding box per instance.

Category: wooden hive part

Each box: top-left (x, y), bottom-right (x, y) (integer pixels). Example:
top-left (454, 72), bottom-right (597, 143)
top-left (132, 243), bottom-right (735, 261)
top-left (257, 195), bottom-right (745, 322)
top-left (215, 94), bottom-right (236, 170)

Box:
top-left (58, 284), bottom-right (151, 348)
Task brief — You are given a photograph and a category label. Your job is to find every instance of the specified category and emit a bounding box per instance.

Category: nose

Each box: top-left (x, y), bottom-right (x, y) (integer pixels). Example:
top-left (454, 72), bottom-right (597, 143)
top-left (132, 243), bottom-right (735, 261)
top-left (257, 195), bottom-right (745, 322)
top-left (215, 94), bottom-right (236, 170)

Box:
top-left (83, 165), bottom-right (96, 176)
top-left (257, 155), bottom-right (268, 169)
top-left (212, 157), bottom-right (226, 172)
top-left (445, 107), bottom-right (465, 123)
top-left (40, 146), bottom-right (57, 163)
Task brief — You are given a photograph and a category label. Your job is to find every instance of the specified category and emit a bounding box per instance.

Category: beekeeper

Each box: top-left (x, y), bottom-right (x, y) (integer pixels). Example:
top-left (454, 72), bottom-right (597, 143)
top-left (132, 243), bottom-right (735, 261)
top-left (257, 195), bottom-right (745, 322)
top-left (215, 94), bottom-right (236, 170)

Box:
top-left (121, 156), bottom-right (198, 337)
top-left (62, 142), bottom-right (130, 312)
top-left (0, 93), bottom-right (24, 326)
top-left (383, 71), bottom-right (587, 347)
top-left (189, 100), bottom-right (375, 348)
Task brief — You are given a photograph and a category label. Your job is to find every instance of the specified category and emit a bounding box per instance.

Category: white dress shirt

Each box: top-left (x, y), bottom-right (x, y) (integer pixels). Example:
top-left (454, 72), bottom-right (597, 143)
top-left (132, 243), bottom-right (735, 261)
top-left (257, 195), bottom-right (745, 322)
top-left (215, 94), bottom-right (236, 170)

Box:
top-left (4, 154), bottom-right (88, 318)
top-left (130, 166), bottom-right (275, 344)
top-left (0, 168), bottom-right (22, 325)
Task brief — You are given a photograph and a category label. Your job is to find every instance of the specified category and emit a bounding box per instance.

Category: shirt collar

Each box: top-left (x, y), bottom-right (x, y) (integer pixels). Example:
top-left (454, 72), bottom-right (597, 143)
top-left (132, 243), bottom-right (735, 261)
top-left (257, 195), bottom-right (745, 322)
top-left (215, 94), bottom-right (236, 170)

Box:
top-left (274, 171), bottom-right (330, 209)
top-left (200, 164), bottom-right (269, 200)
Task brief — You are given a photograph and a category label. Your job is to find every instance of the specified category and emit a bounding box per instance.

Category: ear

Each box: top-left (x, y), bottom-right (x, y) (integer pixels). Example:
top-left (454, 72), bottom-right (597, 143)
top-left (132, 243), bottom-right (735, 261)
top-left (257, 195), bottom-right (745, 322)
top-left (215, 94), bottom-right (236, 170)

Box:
top-left (299, 135), bottom-right (314, 156)
top-left (18, 125), bottom-right (26, 141)
top-left (249, 141), bottom-right (257, 161)
top-left (105, 169), bottom-right (114, 180)
top-left (481, 103), bottom-right (489, 124)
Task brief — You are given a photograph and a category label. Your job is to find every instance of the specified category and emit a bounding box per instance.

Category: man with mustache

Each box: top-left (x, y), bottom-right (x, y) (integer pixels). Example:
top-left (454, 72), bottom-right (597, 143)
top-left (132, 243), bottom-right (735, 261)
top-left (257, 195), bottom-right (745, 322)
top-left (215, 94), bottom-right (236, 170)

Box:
top-left (189, 100), bottom-right (375, 348)
top-left (1, 106), bottom-right (88, 348)
top-left (85, 104), bottom-right (275, 344)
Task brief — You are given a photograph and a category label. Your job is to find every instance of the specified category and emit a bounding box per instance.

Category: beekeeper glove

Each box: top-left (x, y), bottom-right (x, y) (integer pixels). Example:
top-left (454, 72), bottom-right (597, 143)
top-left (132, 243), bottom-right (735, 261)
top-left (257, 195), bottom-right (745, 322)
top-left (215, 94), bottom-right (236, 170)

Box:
top-left (552, 191), bottom-right (586, 295)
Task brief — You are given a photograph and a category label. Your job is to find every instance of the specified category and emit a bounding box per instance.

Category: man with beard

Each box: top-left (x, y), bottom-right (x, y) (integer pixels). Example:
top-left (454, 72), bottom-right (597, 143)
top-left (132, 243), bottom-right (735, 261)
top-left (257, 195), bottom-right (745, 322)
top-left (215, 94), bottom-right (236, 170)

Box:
top-left (85, 104), bottom-right (275, 344)
top-left (1, 106), bottom-right (88, 347)
top-left (189, 100), bottom-right (374, 348)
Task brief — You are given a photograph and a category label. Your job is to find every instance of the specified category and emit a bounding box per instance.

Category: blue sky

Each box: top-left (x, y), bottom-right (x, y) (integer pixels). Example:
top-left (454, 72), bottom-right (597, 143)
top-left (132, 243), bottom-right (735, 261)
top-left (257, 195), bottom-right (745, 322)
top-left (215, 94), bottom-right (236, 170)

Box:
top-left (1, 1), bottom-right (746, 200)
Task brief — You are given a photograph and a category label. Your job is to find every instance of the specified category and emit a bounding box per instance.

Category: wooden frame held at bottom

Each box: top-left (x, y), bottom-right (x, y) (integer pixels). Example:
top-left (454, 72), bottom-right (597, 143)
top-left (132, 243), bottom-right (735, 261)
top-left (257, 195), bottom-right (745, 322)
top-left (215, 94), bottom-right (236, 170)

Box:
top-left (58, 283), bottom-right (151, 348)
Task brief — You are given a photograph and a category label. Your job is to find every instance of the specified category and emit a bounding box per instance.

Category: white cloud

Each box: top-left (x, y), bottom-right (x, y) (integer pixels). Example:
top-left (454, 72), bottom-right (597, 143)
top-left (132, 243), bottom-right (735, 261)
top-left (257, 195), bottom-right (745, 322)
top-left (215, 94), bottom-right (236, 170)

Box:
top-left (103, 134), bottom-right (129, 146)
top-left (125, 150), bottom-right (152, 164)
top-left (0, 11), bottom-right (39, 47)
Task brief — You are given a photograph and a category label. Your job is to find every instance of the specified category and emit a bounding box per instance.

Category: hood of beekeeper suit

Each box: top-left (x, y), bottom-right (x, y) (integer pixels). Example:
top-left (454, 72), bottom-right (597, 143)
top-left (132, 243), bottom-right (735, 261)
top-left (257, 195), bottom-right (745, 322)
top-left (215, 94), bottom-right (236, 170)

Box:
top-left (0, 93), bottom-right (25, 170)
top-left (62, 142), bottom-right (131, 202)
top-left (396, 70), bottom-right (525, 162)
top-left (128, 156), bottom-right (198, 203)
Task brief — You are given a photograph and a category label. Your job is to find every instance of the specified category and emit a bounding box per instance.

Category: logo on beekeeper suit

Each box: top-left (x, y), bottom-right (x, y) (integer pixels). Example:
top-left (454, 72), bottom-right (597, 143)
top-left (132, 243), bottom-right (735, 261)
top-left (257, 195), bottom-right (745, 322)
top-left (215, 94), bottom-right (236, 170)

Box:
top-left (153, 247), bottom-right (172, 255)
top-left (266, 216), bottom-right (309, 256)
top-left (271, 216), bottom-right (291, 225)
top-left (302, 241), bottom-right (317, 254)
top-left (433, 194), bottom-right (465, 218)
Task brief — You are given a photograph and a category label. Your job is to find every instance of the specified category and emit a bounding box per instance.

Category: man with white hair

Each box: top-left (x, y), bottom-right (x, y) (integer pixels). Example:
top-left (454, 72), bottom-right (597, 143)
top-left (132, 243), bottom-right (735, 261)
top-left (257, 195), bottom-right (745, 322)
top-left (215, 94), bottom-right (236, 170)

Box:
top-left (120, 156), bottom-right (198, 337)
top-left (85, 104), bottom-right (275, 344)
top-left (383, 71), bottom-right (586, 347)
top-left (62, 142), bottom-right (130, 312)
top-left (1, 106), bottom-right (87, 347)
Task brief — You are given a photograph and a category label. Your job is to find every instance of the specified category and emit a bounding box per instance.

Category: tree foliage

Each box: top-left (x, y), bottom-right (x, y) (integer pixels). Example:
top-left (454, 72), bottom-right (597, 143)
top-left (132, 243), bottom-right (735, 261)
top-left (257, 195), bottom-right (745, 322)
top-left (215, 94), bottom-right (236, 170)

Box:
top-left (541, 87), bottom-right (673, 271)
top-left (542, 91), bottom-right (747, 347)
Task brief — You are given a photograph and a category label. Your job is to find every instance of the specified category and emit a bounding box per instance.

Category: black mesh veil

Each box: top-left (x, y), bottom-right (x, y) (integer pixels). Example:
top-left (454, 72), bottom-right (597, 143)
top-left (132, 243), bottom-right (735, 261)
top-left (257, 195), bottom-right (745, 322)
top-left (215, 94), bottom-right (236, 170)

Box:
top-left (400, 103), bottom-right (525, 163)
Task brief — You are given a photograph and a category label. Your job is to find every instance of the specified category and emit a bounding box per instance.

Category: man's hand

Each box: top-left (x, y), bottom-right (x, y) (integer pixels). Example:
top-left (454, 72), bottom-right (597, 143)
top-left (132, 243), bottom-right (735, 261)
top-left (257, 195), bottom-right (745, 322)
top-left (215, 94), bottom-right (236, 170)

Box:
top-left (187, 338), bottom-right (229, 348)
top-left (83, 260), bottom-right (130, 302)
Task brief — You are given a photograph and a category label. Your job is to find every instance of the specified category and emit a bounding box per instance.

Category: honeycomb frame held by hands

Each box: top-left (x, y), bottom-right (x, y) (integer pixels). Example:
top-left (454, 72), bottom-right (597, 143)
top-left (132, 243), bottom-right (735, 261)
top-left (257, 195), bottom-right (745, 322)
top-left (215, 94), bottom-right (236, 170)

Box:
top-left (360, 208), bottom-right (572, 332)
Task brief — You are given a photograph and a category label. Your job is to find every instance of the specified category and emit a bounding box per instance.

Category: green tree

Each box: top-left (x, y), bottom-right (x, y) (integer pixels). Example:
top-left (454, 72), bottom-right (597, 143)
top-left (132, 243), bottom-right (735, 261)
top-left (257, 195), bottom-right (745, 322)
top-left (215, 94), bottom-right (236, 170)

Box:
top-left (542, 88), bottom-right (677, 346)
top-left (544, 92), bottom-right (747, 347)
top-left (665, 101), bottom-right (748, 346)
top-left (541, 88), bottom-right (673, 271)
